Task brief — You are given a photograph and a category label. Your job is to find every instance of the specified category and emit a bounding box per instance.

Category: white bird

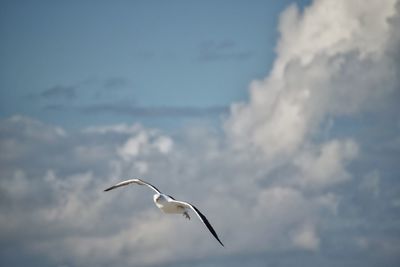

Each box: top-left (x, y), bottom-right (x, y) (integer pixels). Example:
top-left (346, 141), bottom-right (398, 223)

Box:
top-left (104, 178), bottom-right (224, 247)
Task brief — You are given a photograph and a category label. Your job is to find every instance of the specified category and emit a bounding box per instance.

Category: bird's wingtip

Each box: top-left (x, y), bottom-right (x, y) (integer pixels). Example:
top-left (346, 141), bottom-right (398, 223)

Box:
top-left (217, 239), bottom-right (224, 247)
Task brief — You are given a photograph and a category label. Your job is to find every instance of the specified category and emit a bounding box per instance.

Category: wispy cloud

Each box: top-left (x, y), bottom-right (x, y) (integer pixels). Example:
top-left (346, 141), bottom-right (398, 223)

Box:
top-left (80, 104), bottom-right (228, 117)
top-left (40, 85), bottom-right (77, 100)
top-left (42, 103), bottom-right (228, 117)
top-left (198, 39), bottom-right (253, 62)
top-left (27, 77), bottom-right (133, 103)
top-left (102, 77), bottom-right (132, 90)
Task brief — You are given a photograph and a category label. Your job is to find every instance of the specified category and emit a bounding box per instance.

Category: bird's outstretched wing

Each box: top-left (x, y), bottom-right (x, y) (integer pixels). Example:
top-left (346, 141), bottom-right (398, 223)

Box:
top-left (104, 178), bottom-right (161, 194)
top-left (171, 200), bottom-right (224, 247)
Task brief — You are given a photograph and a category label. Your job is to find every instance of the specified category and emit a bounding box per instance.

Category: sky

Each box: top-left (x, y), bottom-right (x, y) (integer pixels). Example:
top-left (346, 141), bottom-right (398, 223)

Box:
top-left (1, 0), bottom-right (400, 267)
top-left (0, 0), bottom-right (309, 130)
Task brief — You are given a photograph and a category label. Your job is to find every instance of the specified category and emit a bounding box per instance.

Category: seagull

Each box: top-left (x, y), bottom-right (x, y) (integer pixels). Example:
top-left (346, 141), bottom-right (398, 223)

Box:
top-left (104, 178), bottom-right (224, 247)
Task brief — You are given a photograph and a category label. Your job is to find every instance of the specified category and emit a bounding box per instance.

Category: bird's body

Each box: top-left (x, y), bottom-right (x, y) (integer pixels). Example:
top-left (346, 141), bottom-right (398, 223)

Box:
top-left (104, 178), bottom-right (224, 246)
top-left (153, 194), bottom-right (185, 214)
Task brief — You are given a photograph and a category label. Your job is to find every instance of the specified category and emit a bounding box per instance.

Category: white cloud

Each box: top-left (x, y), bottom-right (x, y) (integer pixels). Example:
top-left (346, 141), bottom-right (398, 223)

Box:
top-left (275, 0), bottom-right (397, 75)
top-left (291, 223), bottom-right (320, 251)
top-left (225, 0), bottom-right (398, 159)
top-left (7, 115), bottom-right (67, 140)
top-left (117, 129), bottom-right (173, 160)
top-left (154, 136), bottom-right (173, 154)
top-left (83, 123), bottom-right (142, 135)
top-left (118, 132), bottom-right (149, 159)
top-left (294, 139), bottom-right (359, 189)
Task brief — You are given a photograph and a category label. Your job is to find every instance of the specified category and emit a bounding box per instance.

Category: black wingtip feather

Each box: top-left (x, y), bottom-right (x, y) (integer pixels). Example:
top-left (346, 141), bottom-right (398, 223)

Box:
top-left (192, 206), bottom-right (224, 247)
top-left (103, 186), bottom-right (114, 192)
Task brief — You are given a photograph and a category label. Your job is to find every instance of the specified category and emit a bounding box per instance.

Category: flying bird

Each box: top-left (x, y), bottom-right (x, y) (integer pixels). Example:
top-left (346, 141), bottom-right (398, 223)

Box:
top-left (104, 178), bottom-right (224, 247)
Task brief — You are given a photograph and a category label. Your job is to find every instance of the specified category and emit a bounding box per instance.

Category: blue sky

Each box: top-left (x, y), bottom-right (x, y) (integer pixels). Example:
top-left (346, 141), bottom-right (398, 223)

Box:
top-left (1, 1), bottom-right (400, 267)
top-left (1, 0), bottom-right (309, 129)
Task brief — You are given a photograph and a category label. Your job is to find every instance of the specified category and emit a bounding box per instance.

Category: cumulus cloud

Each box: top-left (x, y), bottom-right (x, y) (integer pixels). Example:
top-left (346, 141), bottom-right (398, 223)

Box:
top-left (225, 0), bottom-right (399, 158)
top-left (1, 0), bottom-right (400, 267)
top-left (293, 139), bottom-right (359, 189)
top-left (117, 129), bottom-right (173, 160)
top-left (0, 117), bottom-right (182, 266)
top-left (0, 117), bottom-right (335, 266)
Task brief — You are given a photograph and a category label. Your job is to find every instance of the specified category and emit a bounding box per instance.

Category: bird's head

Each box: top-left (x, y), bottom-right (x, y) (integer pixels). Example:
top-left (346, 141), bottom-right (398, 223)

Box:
top-left (153, 194), bottom-right (162, 203)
